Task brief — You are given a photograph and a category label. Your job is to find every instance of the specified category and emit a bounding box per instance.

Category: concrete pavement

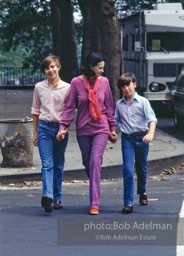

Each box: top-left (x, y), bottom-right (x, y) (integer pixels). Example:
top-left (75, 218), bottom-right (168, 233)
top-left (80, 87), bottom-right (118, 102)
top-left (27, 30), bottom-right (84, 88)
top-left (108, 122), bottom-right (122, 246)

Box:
top-left (0, 127), bottom-right (184, 183)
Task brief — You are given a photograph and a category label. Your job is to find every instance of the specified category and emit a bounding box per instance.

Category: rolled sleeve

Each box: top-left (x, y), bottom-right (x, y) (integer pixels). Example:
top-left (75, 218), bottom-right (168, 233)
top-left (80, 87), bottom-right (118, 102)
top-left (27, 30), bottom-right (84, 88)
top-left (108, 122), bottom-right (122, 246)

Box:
top-left (144, 100), bottom-right (157, 124)
top-left (31, 84), bottom-right (41, 116)
top-left (104, 80), bottom-right (117, 131)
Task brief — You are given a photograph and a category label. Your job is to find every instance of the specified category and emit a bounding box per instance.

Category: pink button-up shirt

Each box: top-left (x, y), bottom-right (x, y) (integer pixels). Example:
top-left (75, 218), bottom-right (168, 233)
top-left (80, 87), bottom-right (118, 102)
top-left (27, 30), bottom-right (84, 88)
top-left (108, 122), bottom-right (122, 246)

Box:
top-left (31, 79), bottom-right (70, 122)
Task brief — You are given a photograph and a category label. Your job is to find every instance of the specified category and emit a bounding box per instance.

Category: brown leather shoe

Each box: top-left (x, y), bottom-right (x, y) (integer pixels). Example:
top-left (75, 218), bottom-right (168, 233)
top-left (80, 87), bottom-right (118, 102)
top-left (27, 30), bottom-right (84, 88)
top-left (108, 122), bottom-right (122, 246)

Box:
top-left (53, 201), bottom-right (63, 209)
top-left (139, 194), bottom-right (148, 205)
top-left (122, 205), bottom-right (133, 214)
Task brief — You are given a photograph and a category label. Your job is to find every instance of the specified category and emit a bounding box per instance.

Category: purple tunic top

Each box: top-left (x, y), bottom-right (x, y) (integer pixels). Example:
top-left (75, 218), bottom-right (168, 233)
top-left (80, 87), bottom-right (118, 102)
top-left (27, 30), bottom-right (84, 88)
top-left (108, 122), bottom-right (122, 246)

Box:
top-left (59, 76), bottom-right (117, 136)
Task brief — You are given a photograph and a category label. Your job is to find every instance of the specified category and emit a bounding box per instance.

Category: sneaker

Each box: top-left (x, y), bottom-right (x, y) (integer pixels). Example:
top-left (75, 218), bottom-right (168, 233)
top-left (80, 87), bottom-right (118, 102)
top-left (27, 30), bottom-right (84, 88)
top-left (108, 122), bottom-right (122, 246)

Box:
top-left (139, 193), bottom-right (148, 205)
top-left (41, 196), bottom-right (53, 213)
top-left (53, 201), bottom-right (63, 210)
top-left (122, 205), bottom-right (133, 214)
top-left (89, 208), bottom-right (99, 215)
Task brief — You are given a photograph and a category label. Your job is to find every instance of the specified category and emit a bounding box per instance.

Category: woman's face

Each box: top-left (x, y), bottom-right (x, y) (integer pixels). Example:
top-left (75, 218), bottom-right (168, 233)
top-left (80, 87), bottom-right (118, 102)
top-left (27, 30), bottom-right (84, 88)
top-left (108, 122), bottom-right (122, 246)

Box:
top-left (44, 61), bottom-right (61, 80)
top-left (90, 61), bottom-right (105, 77)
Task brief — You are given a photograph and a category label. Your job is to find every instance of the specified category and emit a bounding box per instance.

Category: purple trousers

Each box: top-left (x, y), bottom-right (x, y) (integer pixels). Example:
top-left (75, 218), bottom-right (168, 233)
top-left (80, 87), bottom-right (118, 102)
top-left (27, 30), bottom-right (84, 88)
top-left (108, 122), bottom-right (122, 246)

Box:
top-left (77, 133), bottom-right (109, 208)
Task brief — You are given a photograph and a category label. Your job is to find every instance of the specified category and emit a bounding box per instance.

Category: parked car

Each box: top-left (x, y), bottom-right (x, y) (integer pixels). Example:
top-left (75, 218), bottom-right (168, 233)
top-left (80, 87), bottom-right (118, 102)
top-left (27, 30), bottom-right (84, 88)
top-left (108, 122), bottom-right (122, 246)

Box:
top-left (171, 68), bottom-right (184, 129)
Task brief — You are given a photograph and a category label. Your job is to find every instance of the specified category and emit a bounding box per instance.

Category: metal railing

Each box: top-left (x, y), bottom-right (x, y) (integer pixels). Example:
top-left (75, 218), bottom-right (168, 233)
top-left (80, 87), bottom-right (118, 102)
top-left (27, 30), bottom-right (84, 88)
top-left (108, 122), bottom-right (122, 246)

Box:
top-left (0, 67), bottom-right (45, 86)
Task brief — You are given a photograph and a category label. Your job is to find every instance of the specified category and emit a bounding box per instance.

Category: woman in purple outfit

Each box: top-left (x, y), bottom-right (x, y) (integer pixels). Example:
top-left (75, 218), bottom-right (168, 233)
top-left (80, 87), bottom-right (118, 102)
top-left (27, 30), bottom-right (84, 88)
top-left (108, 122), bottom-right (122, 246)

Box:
top-left (57, 52), bottom-right (117, 215)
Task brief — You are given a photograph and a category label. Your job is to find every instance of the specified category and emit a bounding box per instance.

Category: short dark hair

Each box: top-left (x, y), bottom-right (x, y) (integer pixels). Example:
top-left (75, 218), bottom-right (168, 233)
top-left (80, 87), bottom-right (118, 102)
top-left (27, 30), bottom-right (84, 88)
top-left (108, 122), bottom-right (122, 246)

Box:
top-left (117, 72), bottom-right (136, 90)
top-left (81, 52), bottom-right (104, 78)
top-left (41, 55), bottom-right (61, 73)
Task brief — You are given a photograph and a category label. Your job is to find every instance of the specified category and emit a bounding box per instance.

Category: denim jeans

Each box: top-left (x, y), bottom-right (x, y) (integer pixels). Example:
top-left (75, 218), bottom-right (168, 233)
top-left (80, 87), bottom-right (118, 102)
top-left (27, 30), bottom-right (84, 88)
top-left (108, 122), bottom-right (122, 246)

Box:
top-left (121, 134), bottom-right (149, 206)
top-left (37, 120), bottom-right (68, 203)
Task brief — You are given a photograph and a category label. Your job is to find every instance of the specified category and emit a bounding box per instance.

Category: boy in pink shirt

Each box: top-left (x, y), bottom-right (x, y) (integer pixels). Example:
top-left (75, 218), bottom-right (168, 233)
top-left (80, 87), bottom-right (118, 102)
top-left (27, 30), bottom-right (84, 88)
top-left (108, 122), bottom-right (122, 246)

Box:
top-left (31, 55), bottom-right (70, 213)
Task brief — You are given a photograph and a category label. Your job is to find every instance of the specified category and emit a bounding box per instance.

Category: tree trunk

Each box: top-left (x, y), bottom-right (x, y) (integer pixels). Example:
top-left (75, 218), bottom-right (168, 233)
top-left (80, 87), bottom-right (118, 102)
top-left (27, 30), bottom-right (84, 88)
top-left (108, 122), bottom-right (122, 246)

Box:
top-left (50, 0), bottom-right (78, 82)
top-left (101, 0), bottom-right (122, 103)
top-left (78, 0), bottom-right (102, 65)
top-left (0, 120), bottom-right (33, 167)
top-left (79, 0), bottom-right (121, 102)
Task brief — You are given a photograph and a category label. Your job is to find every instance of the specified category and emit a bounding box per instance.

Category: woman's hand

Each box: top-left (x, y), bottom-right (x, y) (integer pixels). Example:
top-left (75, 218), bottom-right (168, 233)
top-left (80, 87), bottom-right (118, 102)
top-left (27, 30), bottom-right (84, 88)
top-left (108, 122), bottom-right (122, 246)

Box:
top-left (56, 128), bottom-right (69, 141)
top-left (108, 131), bottom-right (118, 143)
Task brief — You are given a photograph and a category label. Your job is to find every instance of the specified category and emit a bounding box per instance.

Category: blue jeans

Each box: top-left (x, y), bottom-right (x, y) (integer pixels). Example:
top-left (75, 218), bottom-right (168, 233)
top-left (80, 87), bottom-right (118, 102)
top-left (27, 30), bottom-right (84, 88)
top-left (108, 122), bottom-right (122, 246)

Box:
top-left (121, 134), bottom-right (149, 206)
top-left (37, 120), bottom-right (68, 203)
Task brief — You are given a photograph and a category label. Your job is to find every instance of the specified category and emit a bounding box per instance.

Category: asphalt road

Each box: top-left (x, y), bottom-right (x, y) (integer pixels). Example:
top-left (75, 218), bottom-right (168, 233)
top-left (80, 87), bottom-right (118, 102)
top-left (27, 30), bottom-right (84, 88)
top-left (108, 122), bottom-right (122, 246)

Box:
top-left (0, 167), bottom-right (184, 256)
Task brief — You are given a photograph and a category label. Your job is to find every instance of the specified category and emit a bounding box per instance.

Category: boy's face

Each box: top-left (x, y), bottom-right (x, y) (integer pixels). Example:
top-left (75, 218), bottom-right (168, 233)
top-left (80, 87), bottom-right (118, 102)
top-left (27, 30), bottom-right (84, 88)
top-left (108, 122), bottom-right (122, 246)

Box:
top-left (44, 61), bottom-right (61, 80)
top-left (121, 81), bottom-right (136, 100)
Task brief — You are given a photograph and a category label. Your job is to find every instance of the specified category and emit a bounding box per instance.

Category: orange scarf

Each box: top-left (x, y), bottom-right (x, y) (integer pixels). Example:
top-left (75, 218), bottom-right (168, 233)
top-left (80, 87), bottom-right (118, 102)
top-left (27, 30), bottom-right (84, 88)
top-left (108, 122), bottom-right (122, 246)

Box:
top-left (82, 75), bottom-right (104, 121)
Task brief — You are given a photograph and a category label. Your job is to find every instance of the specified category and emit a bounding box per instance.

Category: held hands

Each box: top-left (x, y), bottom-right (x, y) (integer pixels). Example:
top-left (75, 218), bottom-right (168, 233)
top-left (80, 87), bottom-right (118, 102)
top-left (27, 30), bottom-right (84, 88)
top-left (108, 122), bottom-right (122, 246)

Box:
top-left (56, 128), bottom-right (69, 141)
top-left (108, 131), bottom-right (118, 143)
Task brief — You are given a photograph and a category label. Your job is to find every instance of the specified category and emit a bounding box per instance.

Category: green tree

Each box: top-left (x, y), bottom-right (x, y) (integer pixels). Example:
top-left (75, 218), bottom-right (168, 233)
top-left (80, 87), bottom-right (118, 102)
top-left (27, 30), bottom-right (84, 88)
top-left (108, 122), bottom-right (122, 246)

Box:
top-left (0, 0), bottom-right (52, 69)
top-left (0, 43), bottom-right (29, 67)
top-left (1, 0), bottom-right (183, 97)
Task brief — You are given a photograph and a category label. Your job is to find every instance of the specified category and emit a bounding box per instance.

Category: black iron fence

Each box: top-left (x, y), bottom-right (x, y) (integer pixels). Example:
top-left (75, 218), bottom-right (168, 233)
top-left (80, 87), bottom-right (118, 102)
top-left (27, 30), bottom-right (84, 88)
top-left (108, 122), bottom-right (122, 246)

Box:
top-left (0, 67), bottom-right (45, 86)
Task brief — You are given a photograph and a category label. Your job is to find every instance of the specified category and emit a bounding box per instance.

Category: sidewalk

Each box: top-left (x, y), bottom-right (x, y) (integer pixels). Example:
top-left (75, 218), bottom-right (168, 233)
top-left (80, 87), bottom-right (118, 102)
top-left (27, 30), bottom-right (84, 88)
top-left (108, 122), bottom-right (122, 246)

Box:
top-left (0, 128), bottom-right (184, 183)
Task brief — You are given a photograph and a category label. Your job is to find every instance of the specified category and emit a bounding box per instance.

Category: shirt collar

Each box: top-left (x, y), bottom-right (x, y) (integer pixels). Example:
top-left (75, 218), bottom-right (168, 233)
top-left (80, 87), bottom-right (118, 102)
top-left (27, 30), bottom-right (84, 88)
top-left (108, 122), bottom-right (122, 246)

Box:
top-left (120, 92), bottom-right (140, 104)
top-left (47, 79), bottom-right (61, 88)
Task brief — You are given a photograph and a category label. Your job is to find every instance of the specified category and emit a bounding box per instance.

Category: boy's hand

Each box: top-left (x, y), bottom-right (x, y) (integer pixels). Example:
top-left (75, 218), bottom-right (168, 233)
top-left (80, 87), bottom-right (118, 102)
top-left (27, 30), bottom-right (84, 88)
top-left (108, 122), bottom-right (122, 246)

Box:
top-left (32, 134), bottom-right (38, 146)
top-left (142, 133), bottom-right (154, 143)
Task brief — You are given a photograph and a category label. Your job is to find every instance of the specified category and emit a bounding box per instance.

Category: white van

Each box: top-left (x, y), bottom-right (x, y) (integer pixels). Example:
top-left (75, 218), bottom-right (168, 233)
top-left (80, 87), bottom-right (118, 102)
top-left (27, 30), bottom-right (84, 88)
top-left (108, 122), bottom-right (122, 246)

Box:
top-left (120, 3), bottom-right (184, 108)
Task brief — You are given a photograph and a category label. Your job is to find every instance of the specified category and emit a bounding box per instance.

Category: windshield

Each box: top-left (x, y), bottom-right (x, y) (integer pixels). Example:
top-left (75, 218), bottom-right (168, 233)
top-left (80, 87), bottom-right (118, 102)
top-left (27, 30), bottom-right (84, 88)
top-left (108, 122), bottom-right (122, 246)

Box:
top-left (147, 32), bottom-right (184, 52)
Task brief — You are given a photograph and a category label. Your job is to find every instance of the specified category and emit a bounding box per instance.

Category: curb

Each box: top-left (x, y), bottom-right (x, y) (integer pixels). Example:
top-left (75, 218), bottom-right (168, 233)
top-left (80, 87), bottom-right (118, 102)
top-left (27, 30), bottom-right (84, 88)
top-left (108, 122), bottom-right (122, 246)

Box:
top-left (0, 154), bottom-right (184, 184)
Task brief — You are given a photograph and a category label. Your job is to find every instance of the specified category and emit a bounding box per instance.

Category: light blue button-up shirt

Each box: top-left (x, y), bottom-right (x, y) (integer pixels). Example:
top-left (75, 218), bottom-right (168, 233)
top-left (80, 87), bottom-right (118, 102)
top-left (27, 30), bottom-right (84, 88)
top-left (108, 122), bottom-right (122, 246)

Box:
top-left (115, 92), bottom-right (157, 134)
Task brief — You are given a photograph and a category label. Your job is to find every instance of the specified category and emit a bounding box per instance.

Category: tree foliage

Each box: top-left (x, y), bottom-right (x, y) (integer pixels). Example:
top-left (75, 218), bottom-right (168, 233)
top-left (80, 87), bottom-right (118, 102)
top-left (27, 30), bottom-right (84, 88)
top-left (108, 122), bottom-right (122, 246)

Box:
top-left (0, 0), bottom-right (184, 89)
top-left (1, 0), bottom-right (184, 68)
top-left (0, 0), bottom-right (52, 69)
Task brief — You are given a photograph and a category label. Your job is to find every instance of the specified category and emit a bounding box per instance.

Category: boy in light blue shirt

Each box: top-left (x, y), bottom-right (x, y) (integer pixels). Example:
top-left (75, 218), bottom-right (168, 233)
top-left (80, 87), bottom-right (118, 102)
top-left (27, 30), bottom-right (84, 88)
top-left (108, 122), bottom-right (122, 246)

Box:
top-left (115, 73), bottom-right (157, 214)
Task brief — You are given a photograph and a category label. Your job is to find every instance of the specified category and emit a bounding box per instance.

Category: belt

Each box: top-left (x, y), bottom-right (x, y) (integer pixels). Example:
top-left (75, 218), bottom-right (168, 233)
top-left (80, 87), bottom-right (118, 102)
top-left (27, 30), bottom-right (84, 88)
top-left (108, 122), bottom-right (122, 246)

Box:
top-left (122, 131), bottom-right (148, 137)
